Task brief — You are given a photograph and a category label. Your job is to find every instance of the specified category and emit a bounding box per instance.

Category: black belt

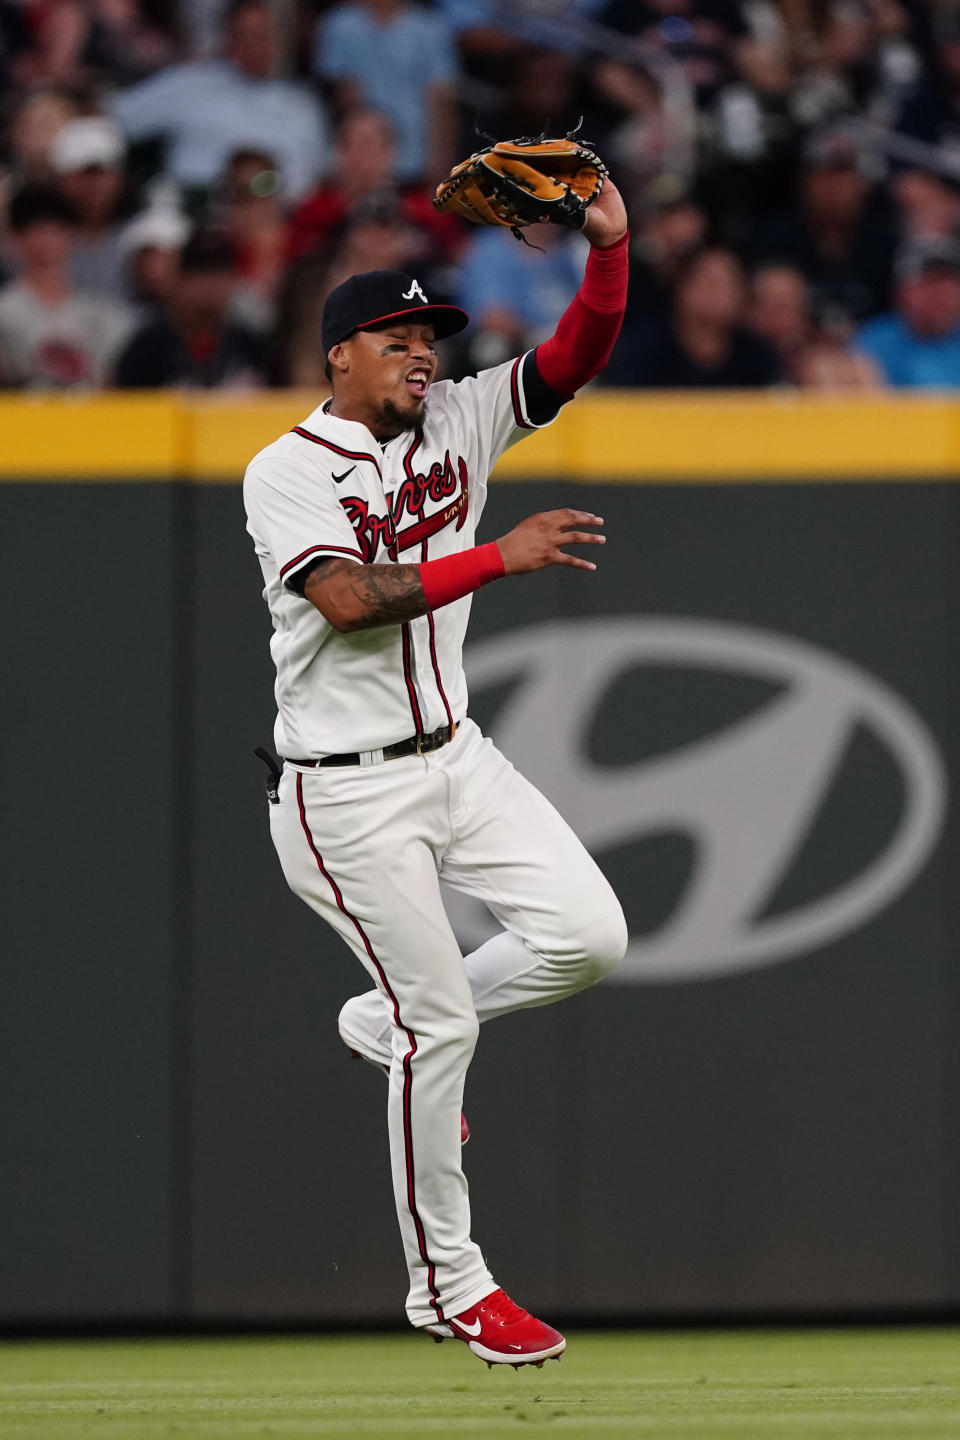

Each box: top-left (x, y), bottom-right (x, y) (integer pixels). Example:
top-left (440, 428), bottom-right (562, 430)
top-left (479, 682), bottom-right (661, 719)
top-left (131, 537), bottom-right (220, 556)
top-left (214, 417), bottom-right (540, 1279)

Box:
top-left (286, 722), bottom-right (456, 769)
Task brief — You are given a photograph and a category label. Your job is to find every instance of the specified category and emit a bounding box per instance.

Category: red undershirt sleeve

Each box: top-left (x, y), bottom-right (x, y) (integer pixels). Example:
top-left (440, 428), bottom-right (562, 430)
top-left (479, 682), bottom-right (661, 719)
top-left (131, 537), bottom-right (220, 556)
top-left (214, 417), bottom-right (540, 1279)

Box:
top-left (532, 231), bottom-right (630, 401)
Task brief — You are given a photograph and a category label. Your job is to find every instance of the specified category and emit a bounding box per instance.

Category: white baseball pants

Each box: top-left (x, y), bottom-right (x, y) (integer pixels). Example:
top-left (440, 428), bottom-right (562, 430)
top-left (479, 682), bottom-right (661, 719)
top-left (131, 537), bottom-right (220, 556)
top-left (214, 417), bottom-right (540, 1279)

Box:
top-left (269, 718), bottom-right (626, 1327)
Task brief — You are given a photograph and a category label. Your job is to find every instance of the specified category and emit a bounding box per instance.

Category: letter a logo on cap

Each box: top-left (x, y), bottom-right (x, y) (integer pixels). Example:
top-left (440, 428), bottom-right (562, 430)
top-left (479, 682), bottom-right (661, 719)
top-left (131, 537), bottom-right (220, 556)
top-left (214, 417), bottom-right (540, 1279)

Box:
top-left (402, 279), bottom-right (428, 303)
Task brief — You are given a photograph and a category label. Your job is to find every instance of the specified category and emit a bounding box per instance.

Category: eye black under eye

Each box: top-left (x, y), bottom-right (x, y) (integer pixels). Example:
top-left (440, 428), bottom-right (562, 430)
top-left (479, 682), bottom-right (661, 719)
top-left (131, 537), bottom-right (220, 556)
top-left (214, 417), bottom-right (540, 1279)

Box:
top-left (382, 341), bottom-right (436, 355)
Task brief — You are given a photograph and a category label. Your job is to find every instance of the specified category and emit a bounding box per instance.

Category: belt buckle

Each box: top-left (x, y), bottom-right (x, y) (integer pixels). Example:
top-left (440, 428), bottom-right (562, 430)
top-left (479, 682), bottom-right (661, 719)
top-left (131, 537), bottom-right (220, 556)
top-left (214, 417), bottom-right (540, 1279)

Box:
top-left (417, 724), bottom-right (453, 757)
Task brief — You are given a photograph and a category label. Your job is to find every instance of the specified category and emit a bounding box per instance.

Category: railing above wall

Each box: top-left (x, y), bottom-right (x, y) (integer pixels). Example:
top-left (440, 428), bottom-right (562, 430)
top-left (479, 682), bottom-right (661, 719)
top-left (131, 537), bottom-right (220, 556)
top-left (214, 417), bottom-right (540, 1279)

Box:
top-left (3, 390), bottom-right (960, 482)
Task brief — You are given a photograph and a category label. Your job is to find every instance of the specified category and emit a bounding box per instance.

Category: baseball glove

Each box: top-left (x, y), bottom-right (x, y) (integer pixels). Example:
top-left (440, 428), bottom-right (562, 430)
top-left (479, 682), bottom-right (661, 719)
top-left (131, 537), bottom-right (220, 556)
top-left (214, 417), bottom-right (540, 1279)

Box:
top-left (433, 129), bottom-right (607, 241)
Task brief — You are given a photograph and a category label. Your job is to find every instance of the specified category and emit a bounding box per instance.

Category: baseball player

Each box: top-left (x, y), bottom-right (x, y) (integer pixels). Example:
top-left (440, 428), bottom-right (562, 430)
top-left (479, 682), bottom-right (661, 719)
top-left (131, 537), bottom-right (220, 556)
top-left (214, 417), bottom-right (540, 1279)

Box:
top-left (244, 175), bottom-right (629, 1368)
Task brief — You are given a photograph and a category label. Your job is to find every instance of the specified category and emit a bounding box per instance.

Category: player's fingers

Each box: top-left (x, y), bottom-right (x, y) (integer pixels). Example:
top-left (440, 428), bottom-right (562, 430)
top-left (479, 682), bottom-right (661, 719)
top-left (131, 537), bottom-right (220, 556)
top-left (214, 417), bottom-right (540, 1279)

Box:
top-left (557, 508), bottom-right (603, 527)
top-left (552, 548), bottom-right (597, 571)
top-left (558, 530), bottom-right (606, 546)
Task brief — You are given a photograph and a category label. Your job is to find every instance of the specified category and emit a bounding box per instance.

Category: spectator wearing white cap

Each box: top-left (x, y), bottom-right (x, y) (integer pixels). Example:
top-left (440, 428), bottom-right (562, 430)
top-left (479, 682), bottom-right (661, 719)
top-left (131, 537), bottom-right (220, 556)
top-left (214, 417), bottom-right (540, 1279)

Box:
top-left (111, 0), bottom-right (329, 203)
top-left (50, 115), bottom-right (131, 299)
top-left (117, 204), bottom-right (190, 315)
top-left (113, 226), bottom-right (268, 389)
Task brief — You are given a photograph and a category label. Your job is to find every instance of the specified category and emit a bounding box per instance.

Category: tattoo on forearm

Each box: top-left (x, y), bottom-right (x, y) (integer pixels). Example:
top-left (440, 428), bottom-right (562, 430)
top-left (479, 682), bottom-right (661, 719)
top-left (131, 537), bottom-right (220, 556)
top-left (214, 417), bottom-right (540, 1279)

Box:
top-left (304, 557), bottom-right (426, 629)
top-left (349, 564), bottom-right (427, 627)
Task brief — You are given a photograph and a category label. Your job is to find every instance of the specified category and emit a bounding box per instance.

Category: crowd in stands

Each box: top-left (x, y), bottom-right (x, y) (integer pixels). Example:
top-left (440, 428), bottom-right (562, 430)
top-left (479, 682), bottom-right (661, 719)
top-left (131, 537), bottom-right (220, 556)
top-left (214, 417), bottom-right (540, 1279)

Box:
top-left (1, 0), bottom-right (960, 391)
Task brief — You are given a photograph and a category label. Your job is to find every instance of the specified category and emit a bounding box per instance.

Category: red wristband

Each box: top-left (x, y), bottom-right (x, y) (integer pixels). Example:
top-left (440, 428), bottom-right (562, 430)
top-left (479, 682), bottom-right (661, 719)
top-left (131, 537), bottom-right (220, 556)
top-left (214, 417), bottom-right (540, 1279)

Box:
top-left (419, 541), bottom-right (505, 611)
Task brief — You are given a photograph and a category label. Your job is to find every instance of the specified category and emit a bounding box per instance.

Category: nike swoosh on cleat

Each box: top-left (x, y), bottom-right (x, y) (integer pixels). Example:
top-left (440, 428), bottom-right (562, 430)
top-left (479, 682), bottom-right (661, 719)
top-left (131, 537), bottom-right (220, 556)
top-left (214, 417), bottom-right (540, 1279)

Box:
top-left (332, 467), bottom-right (355, 483)
top-left (451, 1317), bottom-right (483, 1337)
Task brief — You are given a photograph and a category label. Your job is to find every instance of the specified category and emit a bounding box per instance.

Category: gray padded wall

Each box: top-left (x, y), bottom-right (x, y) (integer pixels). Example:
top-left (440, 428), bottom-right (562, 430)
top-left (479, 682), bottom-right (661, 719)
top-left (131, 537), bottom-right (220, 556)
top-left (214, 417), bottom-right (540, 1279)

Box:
top-left (2, 477), bottom-right (957, 1323)
top-left (0, 483), bottom-right (179, 1321)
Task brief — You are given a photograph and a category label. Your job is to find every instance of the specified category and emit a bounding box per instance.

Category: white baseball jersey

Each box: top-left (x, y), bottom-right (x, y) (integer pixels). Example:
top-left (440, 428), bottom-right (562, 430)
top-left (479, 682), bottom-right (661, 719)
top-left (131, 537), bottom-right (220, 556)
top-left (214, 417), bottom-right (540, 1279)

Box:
top-left (243, 355), bottom-right (558, 759)
top-left (248, 335), bottom-right (627, 1333)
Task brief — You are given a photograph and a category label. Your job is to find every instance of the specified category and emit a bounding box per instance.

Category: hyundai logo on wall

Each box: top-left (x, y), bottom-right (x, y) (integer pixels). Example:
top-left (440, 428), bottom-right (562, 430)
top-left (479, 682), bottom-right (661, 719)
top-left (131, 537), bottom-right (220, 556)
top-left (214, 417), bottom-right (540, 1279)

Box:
top-left (456, 618), bottom-right (947, 983)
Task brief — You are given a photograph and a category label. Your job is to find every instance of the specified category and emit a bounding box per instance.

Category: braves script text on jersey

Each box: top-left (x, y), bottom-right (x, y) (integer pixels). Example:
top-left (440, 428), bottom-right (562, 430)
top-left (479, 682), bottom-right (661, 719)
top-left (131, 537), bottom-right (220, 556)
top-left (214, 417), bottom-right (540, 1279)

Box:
top-left (247, 356), bottom-right (541, 758)
top-left (244, 349), bottom-right (626, 1328)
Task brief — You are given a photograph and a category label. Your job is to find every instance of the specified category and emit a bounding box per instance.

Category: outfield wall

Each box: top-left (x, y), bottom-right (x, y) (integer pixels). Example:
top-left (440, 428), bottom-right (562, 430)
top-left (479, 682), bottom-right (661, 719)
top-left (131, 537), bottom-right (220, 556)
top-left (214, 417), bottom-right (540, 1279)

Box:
top-left (2, 393), bottom-right (958, 1325)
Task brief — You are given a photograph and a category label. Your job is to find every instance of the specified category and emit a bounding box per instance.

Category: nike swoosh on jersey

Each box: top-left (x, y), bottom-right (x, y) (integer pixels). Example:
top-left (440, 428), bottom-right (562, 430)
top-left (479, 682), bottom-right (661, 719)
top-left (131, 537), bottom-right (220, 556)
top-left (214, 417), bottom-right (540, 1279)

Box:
top-left (451, 1317), bottom-right (483, 1337)
top-left (332, 467), bottom-right (356, 483)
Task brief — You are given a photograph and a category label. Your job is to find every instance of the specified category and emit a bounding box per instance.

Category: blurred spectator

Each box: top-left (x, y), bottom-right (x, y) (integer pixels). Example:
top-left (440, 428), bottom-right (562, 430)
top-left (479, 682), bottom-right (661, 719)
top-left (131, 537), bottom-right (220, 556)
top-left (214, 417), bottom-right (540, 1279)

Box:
top-left (315, 0), bottom-right (457, 182)
top-left (795, 324), bottom-right (884, 389)
top-left (604, 244), bottom-right (782, 386)
top-left (747, 260), bottom-right (812, 378)
top-left (4, 87), bottom-right (79, 185)
top-left (454, 224), bottom-right (588, 370)
top-left (212, 147), bottom-right (288, 335)
top-left (747, 260), bottom-right (881, 388)
top-left (285, 108), bottom-right (461, 267)
top-left (855, 238), bottom-right (960, 386)
top-left (626, 179), bottom-right (709, 323)
top-left (111, 0), bottom-right (329, 202)
top-left (0, 183), bottom-right (133, 388)
top-left (751, 127), bottom-right (897, 327)
top-left (117, 202), bottom-right (189, 312)
top-left (113, 225), bottom-right (267, 387)
top-left (891, 166), bottom-right (960, 242)
top-left (50, 116), bottom-right (132, 298)
top-left (25, 0), bottom-right (180, 90)
top-left (433, 0), bottom-right (526, 96)
top-left (491, 48), bottom-right (584, 147)
top-left (586, 38), bottom-right (667, 192)
top-left (436, 0), bottom-right (609, 117)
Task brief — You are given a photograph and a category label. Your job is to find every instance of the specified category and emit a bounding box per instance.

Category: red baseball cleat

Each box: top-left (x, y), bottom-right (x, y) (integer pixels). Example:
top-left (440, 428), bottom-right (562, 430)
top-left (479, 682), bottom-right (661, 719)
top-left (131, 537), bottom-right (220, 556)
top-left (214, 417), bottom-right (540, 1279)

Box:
top-left (349, 1049), bottom-right (470, 1145)
top-left (425, 1288), bottom-right (565, 1368)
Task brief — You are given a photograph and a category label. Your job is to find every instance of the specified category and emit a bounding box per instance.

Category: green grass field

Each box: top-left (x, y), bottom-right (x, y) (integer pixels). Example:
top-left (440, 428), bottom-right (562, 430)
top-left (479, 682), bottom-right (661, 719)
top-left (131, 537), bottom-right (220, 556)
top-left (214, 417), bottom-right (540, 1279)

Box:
top-left (1, 1328), bottom-right (959, 1439)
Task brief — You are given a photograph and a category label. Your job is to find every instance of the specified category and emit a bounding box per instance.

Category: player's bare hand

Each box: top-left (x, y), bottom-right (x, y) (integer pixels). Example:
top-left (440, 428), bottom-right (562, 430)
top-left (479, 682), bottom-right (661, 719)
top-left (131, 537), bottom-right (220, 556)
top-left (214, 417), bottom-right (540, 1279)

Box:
top-left (582, 179), bottom-right (628, 249)
top-left (496, 509), bottom-right (605, 575)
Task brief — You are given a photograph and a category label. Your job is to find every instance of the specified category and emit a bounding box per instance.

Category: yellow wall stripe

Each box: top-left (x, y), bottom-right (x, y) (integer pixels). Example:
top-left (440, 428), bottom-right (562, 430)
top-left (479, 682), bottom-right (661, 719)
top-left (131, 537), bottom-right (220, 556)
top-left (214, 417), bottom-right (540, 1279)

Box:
top-left (1, 390), bottom-right (959, 481)
top-left (186, 391), bottom-right (320, 482)
top-left (0, 394), bottom-right (185, 478)
top-left (502, 391), bottom-right (957, 481)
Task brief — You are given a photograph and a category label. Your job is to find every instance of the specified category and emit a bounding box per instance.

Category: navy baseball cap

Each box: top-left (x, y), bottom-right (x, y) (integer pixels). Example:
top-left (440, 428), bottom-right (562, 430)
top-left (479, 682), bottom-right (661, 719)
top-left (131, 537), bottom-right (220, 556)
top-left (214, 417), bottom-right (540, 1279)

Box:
top-left (321, 270), bottom-right (469, 354)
